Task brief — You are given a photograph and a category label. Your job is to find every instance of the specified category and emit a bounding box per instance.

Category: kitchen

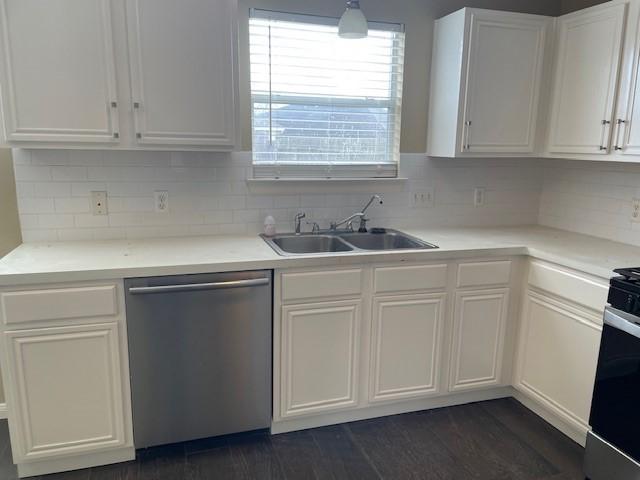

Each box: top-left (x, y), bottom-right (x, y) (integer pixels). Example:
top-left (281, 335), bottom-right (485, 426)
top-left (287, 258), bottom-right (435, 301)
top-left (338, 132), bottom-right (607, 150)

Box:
top-left (0, 0), bottom-right (639, 479)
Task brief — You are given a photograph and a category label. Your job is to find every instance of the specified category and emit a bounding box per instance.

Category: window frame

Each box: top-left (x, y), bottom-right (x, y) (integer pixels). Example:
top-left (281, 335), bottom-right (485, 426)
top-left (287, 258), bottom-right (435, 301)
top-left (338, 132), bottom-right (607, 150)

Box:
top-left (249, 9), bottom-right (405, 180)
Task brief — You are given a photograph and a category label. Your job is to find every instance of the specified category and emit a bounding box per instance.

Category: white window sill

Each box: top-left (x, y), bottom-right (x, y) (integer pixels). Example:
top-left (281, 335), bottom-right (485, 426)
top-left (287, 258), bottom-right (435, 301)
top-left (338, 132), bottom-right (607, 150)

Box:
top-left (246, 177), bottom-right (409, 194)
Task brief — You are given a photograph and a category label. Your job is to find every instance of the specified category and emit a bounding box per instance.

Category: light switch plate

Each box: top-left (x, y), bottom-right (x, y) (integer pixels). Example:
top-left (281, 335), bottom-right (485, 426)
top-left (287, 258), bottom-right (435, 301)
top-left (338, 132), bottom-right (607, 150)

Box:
top-left (632, 198), bottom-right (640, 222)
top-left (155, 191), bottom-right (169, 213)
top-left (412, 188), bottom-right (435, 208)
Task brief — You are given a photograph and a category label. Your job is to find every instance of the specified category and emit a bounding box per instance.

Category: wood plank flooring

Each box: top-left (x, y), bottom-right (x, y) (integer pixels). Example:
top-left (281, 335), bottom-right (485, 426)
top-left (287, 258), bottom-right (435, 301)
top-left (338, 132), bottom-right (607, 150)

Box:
top-left (0, 398), bottom-right (585, 479)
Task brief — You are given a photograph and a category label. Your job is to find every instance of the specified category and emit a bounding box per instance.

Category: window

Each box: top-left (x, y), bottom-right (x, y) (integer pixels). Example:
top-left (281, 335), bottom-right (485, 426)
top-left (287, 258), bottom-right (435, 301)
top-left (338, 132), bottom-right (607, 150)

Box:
top-left (249, 10), bottom-right (405, 179)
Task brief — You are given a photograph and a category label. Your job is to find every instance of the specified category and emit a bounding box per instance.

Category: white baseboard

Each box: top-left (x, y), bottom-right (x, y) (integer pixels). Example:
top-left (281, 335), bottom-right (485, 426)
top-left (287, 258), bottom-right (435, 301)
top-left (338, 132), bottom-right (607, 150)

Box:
top-left (0, 403), bottom-right (7, 420)
top-left (271, 387), bottom-right (513, 434)
top-left (272, 387), bottom-right (588, 449)
top-left (512, 389), bottom-right (587, 446)
top-left (17, 447), bottom-right (134, 478)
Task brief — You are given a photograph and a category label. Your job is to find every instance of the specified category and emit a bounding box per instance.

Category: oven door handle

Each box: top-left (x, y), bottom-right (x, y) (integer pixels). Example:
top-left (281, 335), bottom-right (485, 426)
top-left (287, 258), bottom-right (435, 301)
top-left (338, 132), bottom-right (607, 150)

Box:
top-left (604, 307), bottom-right (640, 339)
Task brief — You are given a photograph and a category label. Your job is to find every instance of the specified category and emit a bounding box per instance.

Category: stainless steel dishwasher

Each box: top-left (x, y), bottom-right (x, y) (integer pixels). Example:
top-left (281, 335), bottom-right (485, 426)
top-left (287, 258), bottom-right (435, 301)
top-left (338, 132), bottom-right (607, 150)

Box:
top-left (124, 270), bottom-right (272, 449)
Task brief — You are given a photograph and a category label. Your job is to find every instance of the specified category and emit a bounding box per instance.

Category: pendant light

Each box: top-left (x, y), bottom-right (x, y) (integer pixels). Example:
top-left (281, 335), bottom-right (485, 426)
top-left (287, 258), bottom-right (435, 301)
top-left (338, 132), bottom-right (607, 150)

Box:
top-left (338, 0), bottom-right (368, 39)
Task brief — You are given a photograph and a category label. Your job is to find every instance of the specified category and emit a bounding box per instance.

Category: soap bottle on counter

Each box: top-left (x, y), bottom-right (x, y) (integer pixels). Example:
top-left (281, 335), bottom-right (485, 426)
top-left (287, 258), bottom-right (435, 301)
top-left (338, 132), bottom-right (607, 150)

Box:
top-left (263, 216), bottom-right (276, 237)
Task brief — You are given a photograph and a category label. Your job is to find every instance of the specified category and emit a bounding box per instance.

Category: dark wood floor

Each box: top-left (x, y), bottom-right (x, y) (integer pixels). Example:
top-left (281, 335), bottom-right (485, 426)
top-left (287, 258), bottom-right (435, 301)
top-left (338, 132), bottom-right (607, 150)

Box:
top-left (0, 398), bottom-right (585, 479)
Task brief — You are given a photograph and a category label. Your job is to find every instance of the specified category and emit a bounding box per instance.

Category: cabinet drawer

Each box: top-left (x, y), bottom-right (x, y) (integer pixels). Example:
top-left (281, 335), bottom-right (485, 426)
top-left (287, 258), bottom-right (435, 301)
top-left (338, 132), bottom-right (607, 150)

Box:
top-left (457, 261), bottom-right (512, 288)
top-left (374, 264), bottom-right (447, 294)
top-left (281, 269), bottom-right (363, 302)
top-left (1, 285), bottom-right (118, 326)
top-left (528, 261), bottom-right (608, 312)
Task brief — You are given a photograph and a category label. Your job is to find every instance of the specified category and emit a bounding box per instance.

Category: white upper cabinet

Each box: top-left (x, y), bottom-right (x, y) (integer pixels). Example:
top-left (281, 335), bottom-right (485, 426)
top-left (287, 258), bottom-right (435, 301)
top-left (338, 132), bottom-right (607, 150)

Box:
top-left (546, 2), bottom-right (627, 155)
top-left (125, 0), bottom-right (238, 148)
top-left (611, 0), bottom-right (640, 155)
top-left (427, 9), bottom-right (551, 157)
top-left (0, 0), bottom-right (119, 144)
top-left (0, 0), bottom-right (238, 150)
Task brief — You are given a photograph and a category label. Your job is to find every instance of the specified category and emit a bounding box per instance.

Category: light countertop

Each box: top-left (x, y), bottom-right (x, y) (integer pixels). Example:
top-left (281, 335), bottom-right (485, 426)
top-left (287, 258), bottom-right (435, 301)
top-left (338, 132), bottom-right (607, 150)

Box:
top-left (0, 225), bottom-right (638, 286)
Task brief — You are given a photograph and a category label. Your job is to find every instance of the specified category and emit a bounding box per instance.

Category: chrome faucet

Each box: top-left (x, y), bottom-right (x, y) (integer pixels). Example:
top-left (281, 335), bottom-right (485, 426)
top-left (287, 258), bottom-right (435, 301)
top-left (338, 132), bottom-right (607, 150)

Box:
top-left (306, 221), bottom-right (321, 234)
top-left (294, 212), bottom-right (306, 235)
top-left (330, 195), bottom-right (383, 232)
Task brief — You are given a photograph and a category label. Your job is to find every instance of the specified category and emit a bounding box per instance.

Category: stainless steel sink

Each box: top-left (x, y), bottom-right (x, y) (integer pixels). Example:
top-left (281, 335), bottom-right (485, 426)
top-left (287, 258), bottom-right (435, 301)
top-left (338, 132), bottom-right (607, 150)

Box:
top-left (268, 234), bottom-right (353, 255)
top-left (338, 231), bottom-right (438, 251)
top-left (261, 229), bottom-right (438, 256)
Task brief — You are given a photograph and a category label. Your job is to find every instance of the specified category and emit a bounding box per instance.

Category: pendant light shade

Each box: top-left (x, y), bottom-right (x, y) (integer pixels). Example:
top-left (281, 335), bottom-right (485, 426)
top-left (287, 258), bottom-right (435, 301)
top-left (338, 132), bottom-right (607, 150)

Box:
top-left (338, 0), bottom-right (368, 39)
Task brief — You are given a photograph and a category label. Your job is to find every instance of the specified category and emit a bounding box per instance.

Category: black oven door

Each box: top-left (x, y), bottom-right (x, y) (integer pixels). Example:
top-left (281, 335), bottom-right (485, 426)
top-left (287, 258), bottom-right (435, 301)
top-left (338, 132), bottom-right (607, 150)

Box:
top-left (590, 307), bottom-right (640, 461)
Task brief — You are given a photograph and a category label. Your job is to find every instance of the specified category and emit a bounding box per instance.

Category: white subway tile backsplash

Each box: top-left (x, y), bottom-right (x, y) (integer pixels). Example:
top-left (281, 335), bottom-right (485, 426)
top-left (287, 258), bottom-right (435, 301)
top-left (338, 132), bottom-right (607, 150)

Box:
top-left (38, 214), bottom-right (74, 229)
top-left (18, 198), bottom-right (55, 215)
top-left (538, 159), bottom-right (640, 247)
top-left (51, 166), bottom-right (87, 181)
top-left (14, 165), bottom-right (52, 182)
top-left (31, 182), bottom-right (71, 198)
top-left (14, 149), bottom-right (545, 242)
top-left (54, 197), bottom-right (90, 214)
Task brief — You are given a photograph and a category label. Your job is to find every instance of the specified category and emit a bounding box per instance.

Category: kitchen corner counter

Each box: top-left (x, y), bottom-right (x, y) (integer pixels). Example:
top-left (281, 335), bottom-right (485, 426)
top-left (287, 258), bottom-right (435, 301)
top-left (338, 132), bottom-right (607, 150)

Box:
top-left (0, 225), bottom-right (638, 286)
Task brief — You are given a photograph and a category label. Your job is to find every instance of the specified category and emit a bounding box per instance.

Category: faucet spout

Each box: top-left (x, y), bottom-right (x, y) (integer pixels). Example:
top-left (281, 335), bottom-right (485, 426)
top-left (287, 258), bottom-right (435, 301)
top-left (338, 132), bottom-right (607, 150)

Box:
top-left (361, 195), bottom-right (383, 215)
top-left (330, 195), bottom-right (383, 232)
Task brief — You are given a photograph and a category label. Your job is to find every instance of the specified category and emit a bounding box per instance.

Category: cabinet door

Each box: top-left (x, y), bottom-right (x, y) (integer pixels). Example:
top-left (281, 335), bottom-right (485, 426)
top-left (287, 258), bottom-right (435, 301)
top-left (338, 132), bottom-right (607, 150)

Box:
top-left (462, 12), bottom-right (548, 154)
top-left (369, 293), bottom-right (445, 402)
top-left (126, 0), bottom-right (237, 148)
top-left (515, 291), bottom-right (601, 434)
top-left (280, 300), bottom-right (361, 418)
top-left (616, 0), bottom-right (640, 155)
top-left (0, 0), bottom-right (119, 143)
top-left (3, 323), bottom-right (128, 462)
top-left (449, 289), bottom-right (508, 391)
top-left (547, 3), bottom-right (626, 154)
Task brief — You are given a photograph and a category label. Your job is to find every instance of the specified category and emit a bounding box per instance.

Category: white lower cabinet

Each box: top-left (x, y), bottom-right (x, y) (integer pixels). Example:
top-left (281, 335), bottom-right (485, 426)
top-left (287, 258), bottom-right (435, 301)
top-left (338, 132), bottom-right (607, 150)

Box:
top-left (274, 261), bottom-right (515, 429)
top-left (449, 288), bottom-right (509, 391)
top-left (0, 281), bottom-right (133, 477)
top-left (4, 323), bottom-right (128, 462)
top-left (279, 299), bottom-right (361, 418)
top-left (369, 293), bottom-right (445, 403)
top-left (515, 290), bottom-right (602, 434)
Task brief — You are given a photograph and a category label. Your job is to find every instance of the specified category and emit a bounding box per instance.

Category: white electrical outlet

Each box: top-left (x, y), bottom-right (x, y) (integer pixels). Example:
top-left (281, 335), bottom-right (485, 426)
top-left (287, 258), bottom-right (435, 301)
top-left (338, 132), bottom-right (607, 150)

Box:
top-left (91, 191), bottom-right (108, 216)
top-left (632, 198), bottom-right (640, 222)
top-left (154, 191), bottom-right (169, 213)
top-left (474, 187), bottom-right (486, 207)
top-left (412, 188), bottom-right (435, 208)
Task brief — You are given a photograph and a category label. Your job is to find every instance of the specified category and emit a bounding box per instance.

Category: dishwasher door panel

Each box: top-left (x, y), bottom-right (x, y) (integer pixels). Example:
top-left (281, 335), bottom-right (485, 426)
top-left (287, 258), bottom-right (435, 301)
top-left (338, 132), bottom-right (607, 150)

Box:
top-left (124, 271), bottom-right (272, 449)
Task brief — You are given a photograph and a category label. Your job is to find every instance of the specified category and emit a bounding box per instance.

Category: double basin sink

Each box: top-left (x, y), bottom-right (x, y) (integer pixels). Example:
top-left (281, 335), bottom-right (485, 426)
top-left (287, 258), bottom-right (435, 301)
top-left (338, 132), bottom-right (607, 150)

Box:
top-left (262, 229), bottom-right (438, 256)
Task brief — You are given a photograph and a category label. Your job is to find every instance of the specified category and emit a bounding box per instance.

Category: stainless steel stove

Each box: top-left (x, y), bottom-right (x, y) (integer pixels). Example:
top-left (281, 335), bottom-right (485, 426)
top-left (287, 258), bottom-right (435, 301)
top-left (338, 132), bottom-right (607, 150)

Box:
top-left (585, 268), bottom-right (640, 480)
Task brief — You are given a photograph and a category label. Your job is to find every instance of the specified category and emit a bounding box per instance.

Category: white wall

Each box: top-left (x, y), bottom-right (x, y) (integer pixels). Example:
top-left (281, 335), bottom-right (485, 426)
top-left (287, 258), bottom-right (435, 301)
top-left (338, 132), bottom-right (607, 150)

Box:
top-left (13, 150), bottom-right (543, 242)
top-left (539, 159), bottom-right (640, 246)
top-left (0, 149), bottom-right (21, 256)
top-left (0, 149), bottom-right (20, 406)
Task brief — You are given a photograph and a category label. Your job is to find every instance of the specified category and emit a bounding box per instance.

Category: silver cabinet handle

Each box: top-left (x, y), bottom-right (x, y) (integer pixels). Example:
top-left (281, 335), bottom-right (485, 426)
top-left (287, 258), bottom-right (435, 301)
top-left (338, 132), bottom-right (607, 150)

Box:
top-left (463, 120), bottom-right (472, 151)
top-left (128, 278), bottom-right (270, 295)
top-left (614, 118), bottom-right (627, 151)
top-left (599, 119), bottom-right (611, 151)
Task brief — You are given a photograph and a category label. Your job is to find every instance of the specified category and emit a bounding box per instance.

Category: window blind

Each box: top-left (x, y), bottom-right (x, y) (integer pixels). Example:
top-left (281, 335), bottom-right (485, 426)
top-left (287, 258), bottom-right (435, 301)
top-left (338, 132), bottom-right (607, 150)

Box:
top-left (249, 9), bottom-right (405, 178)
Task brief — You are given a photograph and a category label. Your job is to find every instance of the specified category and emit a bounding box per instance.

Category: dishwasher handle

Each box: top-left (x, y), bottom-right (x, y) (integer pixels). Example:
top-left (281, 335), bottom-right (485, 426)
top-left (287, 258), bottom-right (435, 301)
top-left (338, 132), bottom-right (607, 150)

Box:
top-left (128, 277), bottom-right (270, 295)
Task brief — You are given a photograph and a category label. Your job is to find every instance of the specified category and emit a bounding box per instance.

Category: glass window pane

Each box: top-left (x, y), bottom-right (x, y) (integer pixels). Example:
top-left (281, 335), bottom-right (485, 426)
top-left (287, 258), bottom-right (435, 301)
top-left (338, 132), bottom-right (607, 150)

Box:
top-left (249, 11), bottom-right (405, 176)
